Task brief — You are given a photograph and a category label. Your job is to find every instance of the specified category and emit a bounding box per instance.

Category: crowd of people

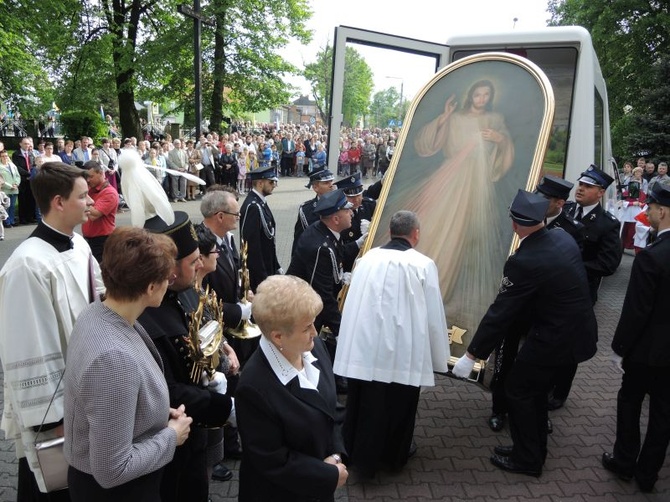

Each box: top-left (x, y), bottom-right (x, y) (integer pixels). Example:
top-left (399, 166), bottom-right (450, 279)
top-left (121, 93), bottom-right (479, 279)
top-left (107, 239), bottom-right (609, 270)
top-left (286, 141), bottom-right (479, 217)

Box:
top-left (1, 120), bottom-right (670, 501)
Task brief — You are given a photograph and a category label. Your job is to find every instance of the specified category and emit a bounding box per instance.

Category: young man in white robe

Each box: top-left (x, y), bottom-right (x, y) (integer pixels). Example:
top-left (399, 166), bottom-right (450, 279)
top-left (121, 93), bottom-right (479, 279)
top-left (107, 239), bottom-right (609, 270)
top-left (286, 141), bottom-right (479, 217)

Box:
top-left (0, 162), bottom-right (104, 500)
top-left (334, 210), bottom-right (450, 478)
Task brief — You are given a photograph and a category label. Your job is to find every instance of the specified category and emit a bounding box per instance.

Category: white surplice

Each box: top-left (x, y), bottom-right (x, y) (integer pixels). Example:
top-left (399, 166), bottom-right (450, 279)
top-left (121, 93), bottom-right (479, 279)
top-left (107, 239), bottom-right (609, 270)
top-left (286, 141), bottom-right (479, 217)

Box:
top-left (333, 246), bottom-right (450, 387)
top-left (0, 233), bottom-right (103, 491)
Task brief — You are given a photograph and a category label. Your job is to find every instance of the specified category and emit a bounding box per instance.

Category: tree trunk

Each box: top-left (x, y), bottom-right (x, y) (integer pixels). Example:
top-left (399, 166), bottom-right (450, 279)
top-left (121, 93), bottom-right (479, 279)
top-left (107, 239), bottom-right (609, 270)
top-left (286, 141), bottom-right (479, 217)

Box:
top-left (116, 68), bottom-right (141, 139)
top-left (210, 19), bottom-right (226, 133)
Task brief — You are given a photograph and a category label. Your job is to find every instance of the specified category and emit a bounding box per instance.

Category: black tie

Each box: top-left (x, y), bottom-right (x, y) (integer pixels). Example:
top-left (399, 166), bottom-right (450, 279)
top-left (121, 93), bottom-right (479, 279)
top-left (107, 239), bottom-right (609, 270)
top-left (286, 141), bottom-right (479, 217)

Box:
top-left (576, 206), bottom-right (583, 221)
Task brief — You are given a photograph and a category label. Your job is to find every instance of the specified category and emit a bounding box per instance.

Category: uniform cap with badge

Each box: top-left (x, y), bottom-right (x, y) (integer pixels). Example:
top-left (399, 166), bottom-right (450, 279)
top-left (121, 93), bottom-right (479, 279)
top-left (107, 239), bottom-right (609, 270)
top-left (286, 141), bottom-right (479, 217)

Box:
top-left (335, 171), bottom-right (364, 197)
top-left (144, 210), bottom-right (199, 260)
top-left (249, 164), bottom-right (278, 182)
top-left (536, 175), bottom-right (573, 200)
top-left (305, 165), bottom-right (335, 188)
top-left (647, 182), bottom-right (670, 207)
top-left (313, 188), bottom-right (354, 217)
top-left (508, 189), bottom-right (549, 226)
top-left (577, 164), bottom-right (614, 189)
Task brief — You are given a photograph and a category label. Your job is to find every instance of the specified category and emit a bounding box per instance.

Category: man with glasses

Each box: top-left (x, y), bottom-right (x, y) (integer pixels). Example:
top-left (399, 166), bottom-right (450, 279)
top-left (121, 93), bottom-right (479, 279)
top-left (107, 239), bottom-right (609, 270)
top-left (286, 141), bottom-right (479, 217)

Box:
top-left (199, 187), bottom-right (252, 346)
top-left (240, 165), bottom-right (282, 292)
top-left (335, 171), bottom-right (376, 248)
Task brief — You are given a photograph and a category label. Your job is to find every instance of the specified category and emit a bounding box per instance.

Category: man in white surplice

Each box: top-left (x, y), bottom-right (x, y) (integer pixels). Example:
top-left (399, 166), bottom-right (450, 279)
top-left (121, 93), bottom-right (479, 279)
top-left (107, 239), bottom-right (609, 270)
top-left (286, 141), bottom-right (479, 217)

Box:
top-left (333, 210), bottom-right (449, 478)
top-left (0, 162), bottom-right (104, 499)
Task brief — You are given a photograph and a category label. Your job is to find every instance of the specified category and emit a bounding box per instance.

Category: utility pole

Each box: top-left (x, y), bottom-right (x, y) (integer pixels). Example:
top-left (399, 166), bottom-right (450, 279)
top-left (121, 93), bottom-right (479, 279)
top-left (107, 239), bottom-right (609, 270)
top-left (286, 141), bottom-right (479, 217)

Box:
top-left (177, 2), bottom-right (214, 140)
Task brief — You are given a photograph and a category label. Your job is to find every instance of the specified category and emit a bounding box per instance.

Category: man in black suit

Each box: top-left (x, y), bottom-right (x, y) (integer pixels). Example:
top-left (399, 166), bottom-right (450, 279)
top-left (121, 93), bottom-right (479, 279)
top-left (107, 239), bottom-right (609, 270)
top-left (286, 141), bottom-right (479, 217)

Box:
top-left (199, 188), bottom-right (258, 359)
top-left (239, 165), bottom-right (281, 292)
top-left (602, 183), bottom-right (670, 493)
top-left (453, 190), bottom-right (597, 477)
top-left (11, 136), bottom-right (36, 225)
top-left (280, 132), bottom-right (296, 177)
top-left (292, 165), bottom-right (335, 253)
top-left (548, 165), bottom-right (622, 410)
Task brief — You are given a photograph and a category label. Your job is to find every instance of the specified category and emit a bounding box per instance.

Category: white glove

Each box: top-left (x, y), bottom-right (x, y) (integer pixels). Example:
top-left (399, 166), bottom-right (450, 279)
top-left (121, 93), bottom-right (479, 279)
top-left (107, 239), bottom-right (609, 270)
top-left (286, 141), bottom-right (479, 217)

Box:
top-left (238, 301), bottom-right (252, 321)
top-left (360, 219), bottom-right (370, 236)
top-left (452, 354), bottom-right (476, 378)
top-left (342, 272), bottom-right (352, 285)
top-left (202, 371), bottom-right (228, 395)
top-left (228, 398), bottom-right (237, 428)
top-left (277, 267), bottom-right (285, 275)
top-left (611, 353), bottom-right (624, 374)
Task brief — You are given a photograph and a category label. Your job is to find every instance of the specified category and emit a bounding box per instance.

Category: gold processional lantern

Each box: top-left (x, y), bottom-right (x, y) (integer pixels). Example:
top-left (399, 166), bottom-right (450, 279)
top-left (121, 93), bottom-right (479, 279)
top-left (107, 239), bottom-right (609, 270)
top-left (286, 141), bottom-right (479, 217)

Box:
top-left (186, 286), bottom-right (225, 383)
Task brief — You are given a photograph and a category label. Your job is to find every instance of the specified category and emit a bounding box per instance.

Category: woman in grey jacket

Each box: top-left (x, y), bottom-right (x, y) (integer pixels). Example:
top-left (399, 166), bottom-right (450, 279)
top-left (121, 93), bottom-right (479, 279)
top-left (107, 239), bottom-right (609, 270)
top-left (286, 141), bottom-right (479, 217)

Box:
top-left (64, 227), bottom-right (192, 501)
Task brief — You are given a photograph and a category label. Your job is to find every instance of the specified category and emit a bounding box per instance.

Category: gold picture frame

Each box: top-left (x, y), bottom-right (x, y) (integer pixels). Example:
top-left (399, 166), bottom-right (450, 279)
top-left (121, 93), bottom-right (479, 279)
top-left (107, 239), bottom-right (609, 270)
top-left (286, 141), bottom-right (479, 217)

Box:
top-left (362, 53), bottom-right (555, 383)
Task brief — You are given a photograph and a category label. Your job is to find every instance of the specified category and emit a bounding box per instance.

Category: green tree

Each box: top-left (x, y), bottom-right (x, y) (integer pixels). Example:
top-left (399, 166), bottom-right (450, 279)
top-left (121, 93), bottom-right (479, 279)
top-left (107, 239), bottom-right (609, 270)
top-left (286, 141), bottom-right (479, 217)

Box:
top-left (4, 0), bottom-right (313, 138)
top-left (549, 0), bottom-right (670, 159)
top-left (304, 45), bottom-right (374, 127)
top-left (369, 87), bottom-right (401, 129)
top-left (624, 57), bottom-right (670, 159)
top-left (207, 0), bottom-right (312, 131)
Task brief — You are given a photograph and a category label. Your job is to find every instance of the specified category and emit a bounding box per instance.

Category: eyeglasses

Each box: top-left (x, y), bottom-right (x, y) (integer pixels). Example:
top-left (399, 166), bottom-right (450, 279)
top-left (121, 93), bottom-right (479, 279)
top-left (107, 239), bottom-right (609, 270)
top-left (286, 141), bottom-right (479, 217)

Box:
top-left (218, 210), bottom-right (240, 218)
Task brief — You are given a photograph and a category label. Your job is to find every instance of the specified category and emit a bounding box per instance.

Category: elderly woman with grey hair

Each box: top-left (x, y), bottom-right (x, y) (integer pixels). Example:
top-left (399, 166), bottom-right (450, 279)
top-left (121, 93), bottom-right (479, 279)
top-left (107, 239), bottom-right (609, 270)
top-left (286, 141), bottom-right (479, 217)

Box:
top-left (236, 275), bottom-right (348, 501)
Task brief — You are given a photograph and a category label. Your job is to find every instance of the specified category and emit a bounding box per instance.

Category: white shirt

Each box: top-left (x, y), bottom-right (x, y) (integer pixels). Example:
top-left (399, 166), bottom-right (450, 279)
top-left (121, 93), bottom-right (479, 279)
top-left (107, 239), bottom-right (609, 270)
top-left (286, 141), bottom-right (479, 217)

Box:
top-left (259, 336), bottom-right (320, 390)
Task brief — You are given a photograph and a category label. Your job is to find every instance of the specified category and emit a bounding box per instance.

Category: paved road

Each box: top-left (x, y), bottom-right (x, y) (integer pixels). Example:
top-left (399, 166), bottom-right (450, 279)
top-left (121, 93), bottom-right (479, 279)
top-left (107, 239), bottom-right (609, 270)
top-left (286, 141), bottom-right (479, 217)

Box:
top-left (1, 176), bottom-right (667, 501)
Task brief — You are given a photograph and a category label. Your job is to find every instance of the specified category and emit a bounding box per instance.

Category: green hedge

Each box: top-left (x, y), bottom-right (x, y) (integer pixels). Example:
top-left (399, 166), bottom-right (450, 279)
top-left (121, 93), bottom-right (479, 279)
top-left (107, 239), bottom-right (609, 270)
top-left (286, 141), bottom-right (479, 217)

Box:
top-left (59, 110), bottom-right (107, 142)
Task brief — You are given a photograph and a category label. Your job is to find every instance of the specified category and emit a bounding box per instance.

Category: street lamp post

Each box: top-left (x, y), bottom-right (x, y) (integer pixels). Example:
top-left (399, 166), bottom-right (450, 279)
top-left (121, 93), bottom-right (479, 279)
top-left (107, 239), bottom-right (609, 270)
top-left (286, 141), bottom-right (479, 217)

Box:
top-left (385, 75), bottom-right (404, 126)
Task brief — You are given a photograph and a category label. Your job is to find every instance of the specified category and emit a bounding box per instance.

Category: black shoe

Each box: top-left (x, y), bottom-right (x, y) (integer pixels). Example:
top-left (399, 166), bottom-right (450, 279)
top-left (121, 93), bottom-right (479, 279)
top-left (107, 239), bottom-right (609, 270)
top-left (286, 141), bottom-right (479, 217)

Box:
top-left (601, 452), bottom-right (633, 481)
top-left (494, 445), bottom-right (514, 456)
top-left (490, 454), bottom-right (541, 477)
top-left (408, 440), bottom-right (417, 458)
top-left (488, 413), bottom-right (505, 432)
top-left (211, 463), bottom-right (233, 482)
top-left (547, 418), bottom-right (553, 435)
top-left (547, 397), bottom-right (565, 410)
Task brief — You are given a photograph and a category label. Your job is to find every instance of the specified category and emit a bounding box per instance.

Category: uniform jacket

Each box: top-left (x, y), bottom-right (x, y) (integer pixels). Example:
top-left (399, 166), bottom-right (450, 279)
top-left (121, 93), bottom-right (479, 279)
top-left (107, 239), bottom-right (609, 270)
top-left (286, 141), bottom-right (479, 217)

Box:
top-left (138, 290), bottom-right (233, 427)
top-left (240, 190), bottom-right (280, 292)
top-left (612, 231), bottom-right (670, 366)
top-left (292, 196), bottom-right (319, 254)
top-left (547, 209), bottom-right (585, 252)
top-left (468, 227), bottom-right (597, 366)
top-left (286, 221), bottom-right (358, 336)
top-left (566, 201), bottom-right (622, 302)
top-left (236, 337), bottom-right (343, 502)
top-left (340, 198), bottom-right (376, 248)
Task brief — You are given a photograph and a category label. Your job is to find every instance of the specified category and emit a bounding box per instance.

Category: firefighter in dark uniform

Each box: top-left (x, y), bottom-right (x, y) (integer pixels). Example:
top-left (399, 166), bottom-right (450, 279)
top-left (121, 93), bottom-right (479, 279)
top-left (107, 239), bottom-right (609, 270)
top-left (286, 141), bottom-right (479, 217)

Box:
top-left (287, 190), bottom-right (362, 393)
top-left (548, 165), bottom-right (622, 410)
top-left (292, 165), bottom-right (335, 254)
top-left (538, 175), bottom-right (585, 250)
top-left (487, 175), bottom-right (586, 432)
top-left (335, 171), bottom-right (376, 249)
top-left (603, 183), bottom-right (670, 494)
top-left (139, 211), bottom-right (235, 502)
top-left (239, 165), bottom-right (282, 292)
top-left (453, 190), bottom-right (597, 477)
